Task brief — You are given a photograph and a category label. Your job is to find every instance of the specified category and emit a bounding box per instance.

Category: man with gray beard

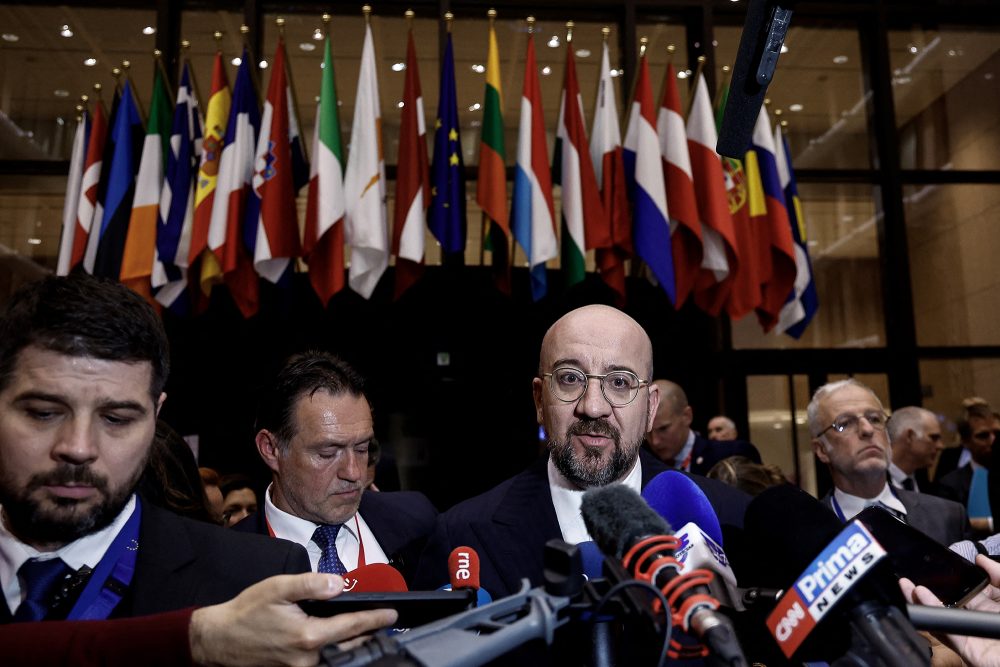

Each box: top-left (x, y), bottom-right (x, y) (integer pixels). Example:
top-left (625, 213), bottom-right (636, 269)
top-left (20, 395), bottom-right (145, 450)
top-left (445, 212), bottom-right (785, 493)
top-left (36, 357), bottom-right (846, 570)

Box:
top-left (414, 305), bottom-right (750, 597)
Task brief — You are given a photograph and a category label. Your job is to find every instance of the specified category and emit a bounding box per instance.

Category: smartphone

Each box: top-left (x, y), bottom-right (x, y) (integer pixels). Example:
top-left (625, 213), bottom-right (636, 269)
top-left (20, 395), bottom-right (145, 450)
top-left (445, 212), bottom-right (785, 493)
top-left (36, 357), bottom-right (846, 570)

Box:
top-left (856, 506), bottom-right (989, 607)
top-left (298, 589), bottom-right (476, 628)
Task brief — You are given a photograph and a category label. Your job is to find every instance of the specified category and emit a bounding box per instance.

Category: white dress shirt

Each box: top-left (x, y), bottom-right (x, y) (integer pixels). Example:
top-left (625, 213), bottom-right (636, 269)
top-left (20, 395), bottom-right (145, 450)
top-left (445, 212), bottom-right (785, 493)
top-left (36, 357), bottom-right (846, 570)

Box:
top-left (832, 484), bottom-right (907, 522)
top-left (548, 456), bottom-right (644, 545)
top-left (888, 461), bottom-right (918, 492)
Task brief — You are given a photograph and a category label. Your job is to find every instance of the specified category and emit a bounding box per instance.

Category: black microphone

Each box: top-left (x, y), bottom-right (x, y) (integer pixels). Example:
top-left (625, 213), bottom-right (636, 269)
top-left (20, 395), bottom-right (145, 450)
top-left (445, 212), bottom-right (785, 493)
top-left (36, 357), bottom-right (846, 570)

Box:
top-left (717, 0), bottom-right (796, 158)
top-left (744, 484), bottom-right (929, 666)
top-left (580, 484), bottom-right (748, 667)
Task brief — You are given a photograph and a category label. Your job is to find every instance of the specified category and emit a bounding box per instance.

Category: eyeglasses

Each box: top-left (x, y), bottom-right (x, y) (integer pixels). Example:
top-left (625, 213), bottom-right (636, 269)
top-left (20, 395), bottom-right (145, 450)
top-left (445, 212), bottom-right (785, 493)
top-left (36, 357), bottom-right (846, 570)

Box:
top-left (543, 367), bottom-right (649, 407)
top-left (816, 410), bottom-right (888, 438)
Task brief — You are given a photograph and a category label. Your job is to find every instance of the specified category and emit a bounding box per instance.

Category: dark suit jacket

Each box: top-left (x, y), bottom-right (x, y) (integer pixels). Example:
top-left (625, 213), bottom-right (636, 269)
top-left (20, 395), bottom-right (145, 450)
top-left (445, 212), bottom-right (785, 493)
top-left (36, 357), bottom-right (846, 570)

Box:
top-left (821, 487), bottom-right (970, 547)
top-left (0, 500), bottom-right (311, 623)
top-left (937, 463), bottom-right (974, 508)
top-left (233, 489), bottom-right (437, 586)
top-left (413, 449), bottom-right (751, 597)
top-left (689, 434), bottom-right (762, 475)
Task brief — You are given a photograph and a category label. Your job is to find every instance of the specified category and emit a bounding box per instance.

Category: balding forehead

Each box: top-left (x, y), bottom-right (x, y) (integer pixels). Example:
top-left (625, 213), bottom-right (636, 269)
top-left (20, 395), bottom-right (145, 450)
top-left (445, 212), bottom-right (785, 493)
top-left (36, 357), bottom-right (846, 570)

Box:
top-left (540, 305), bottom-right (653, 374)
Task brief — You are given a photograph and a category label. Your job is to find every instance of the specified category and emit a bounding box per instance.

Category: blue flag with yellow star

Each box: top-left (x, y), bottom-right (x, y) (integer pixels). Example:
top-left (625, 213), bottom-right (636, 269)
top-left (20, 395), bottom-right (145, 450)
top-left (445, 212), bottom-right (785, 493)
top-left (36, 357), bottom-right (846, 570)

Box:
top-left (428, 32), bottom-right (466, 256)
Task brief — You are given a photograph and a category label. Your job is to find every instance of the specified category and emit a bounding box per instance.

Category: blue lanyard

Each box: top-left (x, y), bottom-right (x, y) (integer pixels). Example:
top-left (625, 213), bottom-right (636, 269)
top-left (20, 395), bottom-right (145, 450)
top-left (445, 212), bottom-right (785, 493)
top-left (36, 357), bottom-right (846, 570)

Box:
top-left (67, 497), bottom-right (142, 620)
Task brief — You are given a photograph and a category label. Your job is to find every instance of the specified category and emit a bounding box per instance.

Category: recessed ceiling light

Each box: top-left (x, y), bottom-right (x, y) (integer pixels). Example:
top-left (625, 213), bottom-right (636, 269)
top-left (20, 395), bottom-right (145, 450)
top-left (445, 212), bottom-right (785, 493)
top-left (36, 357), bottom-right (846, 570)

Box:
top-left (142, 26), bottom-right (155, 36)
top-left (471, 64), bottom-right (485, 73)
top-left (547, 36), bottom-right (559, 48)
top-left (299, 42), bottom-right (316, 52)
top-left (908, 44), bottom-right (918, 54)
top-left (468, 103), bottom-right (481, 111)
top-left (780, 119), bottom-right (788, 127)
top-left (677, 70), bottom-right (688, 79)
top-left (397, 101), bottom-right (404, 108)
top-left (541, 66), bottom-right (552, 76)
top-left (985, 73), bottom-right (995, 81)
top-left (788, 103), bottom-right (803, 112)
top-left (27, 238), bottom-right (42, 246)
top-left (832, 55), bottom-right (848, 64)
top-left (60, 25), bottom-right (73, 38)
top-left (470, 120), bottom-right (482, 128)
top-left (313, 29), bottom-right (323, 41)
top-left (392, 62), bottom-right (406, 72)
top-left (575, 49), bottom-right (591, 58)
top-left (84, 57), bottom-right (97, 66)
top-left (231, 57), bottom-right (242, 66)
top-left (320, 61), bottom-right (325, 69)
top-left (259, 59), bottom-right (268, 69)
top-left (780, 44), bottom-right (789, 54)
top-left (53, 89), bottom-right (70, 97)
top-left (1, 33), bottom-right (18, 42)
top-left (56, 117), bottom-right (65, 125)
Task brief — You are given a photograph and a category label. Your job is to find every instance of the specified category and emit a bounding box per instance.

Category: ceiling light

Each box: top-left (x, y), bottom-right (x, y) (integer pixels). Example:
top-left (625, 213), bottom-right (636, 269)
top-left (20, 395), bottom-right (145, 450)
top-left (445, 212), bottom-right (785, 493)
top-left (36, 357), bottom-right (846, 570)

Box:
top-left (471, 64), bottom-right (485, 73)
top-left (142, 26), bottom-right (155, 36)
top-left (469, 103), bottom-right (481, 111)
top-left (677, 70), bottom-right (688, 79)
top-left (299, 42), bottom-right (316, 52)
top-left (575, 49), bottom-right (591, 58)
top-left (397, 101), bottom-right (404, 108)
top-left (84, 57), bottom-right (97, 66)
top-left (1, 33), bottom-right (19, 42)
top-left (780, 44), bottom-right (789, 54)
top-left (27, 238), bottom-right (42, 246)
top-left (231, 57), bottom-right (242, 66)
top-left (53, 89), bottom-right (69, 97)
top-left (893, 75), bottom-right (912, 85)
top-left (60, 25), bottom-right (73, 38)
top-left (56, 117), bottom-right (65, 125)
top-left (320, 62), bottom-right (325, 69)
top-left (313, 29), bottom-right (323, 41)
top-left (780, 119), bottom-right (788, 127)
top-left (392, 62), bottom-right (406, 72)
top-left (259, 59), bottom-right (268, 69)
top-left (788, 103), bottom-right (803, 112)
top-left (541, 66), bottom-right (551, 76)
top-left (547, 36), bottom-right (559, 48)
top-left (832, 55), bottom-right (848, 64)
top-left (908, 44), bottom-right (918, 54)
top-left (986, 73), bottom-right (995, 81)
top-left (470, 120), bottom-right (482, 128)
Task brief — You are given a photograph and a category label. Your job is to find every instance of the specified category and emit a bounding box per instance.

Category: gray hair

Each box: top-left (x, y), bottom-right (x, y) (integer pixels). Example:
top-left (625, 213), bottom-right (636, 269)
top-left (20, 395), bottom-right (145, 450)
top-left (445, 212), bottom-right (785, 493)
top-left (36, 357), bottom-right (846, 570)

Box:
top-left (807, 378), bottom-right (885, 438)
top-left (887, 406), bottom-right (933, 444)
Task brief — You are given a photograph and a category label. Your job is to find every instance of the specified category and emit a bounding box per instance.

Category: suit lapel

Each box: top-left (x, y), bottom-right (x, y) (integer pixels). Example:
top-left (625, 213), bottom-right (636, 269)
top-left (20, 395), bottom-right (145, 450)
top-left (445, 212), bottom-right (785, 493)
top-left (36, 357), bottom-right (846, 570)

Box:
top-left (128, 504), bottom-right (199, 616)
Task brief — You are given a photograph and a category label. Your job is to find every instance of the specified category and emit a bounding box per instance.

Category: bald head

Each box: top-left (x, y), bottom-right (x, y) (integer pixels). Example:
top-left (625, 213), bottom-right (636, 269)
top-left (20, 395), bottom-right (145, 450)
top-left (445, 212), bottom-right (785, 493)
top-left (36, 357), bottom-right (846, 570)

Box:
top-left (539, 305), bottom-right (654, 379)
top-left (647, 379), bottom-right (693, 465)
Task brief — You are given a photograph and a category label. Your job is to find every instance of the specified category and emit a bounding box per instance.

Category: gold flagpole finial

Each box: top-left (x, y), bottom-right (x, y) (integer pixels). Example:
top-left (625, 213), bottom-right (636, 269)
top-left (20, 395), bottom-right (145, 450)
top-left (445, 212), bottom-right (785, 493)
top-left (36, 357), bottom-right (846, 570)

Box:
top-left (639, 36), bottom-right (648, 58)
top-left (566, 21), bottom-right (574, 44)
top-left (444, 11), bottom-right (453, 33)
top-left (153, 48), bottom-right (162, 58)
top-left (362, 5), bottom-right (372, 25)
top-left (121, 59), bottom-right (131, 71)
top-left (602, 26), bottom-right (610, 43)
top-left (487, 8), bottom-right (497, 23)
top-left (404, 9), bottom-right (414, 28)
top-left (526, 16), bottom-right (535, 34)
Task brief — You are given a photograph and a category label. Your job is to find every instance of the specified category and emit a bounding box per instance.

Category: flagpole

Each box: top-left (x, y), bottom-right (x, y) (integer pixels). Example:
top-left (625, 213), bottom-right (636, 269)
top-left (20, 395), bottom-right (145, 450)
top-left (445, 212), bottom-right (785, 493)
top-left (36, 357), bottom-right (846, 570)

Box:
top-left (685, 55), bottom-right (707, 121)
top-left (153, 49), bottom-right (176, 105)
top-left (479, 7), bottom-right (496, 269)
top-left (122, 59), bottom-right (147, 124)
top-left (240, 24), bottom-right (262, 107)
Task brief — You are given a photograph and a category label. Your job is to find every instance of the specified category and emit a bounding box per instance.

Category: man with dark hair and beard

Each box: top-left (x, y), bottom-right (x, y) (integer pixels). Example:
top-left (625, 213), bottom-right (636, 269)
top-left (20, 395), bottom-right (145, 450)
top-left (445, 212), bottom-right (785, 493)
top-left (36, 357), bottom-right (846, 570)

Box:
top-left (414, 305), bottom-right (751, 598)
top-left (0, 274), bottom-right (318, 624)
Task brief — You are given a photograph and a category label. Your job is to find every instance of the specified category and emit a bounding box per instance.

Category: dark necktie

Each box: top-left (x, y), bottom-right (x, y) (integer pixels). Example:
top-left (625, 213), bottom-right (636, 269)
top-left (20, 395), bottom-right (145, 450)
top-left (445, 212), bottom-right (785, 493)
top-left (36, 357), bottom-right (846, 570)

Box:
top-left (901, 477), bottom-right (916, 492)
top-left (312, 524), bottom-right (348, 575)
top-left (14, 558), bottom-right (71, 621)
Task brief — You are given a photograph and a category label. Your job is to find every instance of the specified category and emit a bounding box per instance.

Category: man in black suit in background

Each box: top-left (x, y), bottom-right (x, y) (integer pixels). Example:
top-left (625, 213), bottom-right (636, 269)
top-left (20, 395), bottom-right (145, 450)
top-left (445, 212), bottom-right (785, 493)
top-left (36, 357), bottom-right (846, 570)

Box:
top-left (0, 274), bottom-right (313, 623)
top-left (235, 351), bottom-right (437, 585)
top-left (414, 305), bottom-right (750, 598)
top-left (646, 379), bottom-right (761, 475)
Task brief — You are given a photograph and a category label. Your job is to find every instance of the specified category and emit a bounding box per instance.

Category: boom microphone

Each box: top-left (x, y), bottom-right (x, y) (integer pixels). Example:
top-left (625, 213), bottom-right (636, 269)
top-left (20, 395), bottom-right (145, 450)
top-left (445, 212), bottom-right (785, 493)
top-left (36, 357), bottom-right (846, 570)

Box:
top-left (642, 471), bottom-right (724, 545)
top-left (745, 485), bottom-right (929, 666)
top-left (581, 484), bottom-right (747, 667)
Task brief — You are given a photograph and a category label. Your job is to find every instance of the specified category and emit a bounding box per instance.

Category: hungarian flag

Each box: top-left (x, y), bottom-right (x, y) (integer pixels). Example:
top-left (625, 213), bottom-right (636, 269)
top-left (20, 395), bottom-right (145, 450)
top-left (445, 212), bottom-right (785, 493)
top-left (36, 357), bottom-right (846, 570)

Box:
top-left (477, 18), bottom-right (510, 293)
top-left (192, 52), bottom-right (230, 294)
top-left (208, 50), bottom-right (260, 318)
top-left (658, 63), bottom-right (702, 307)
top-left (251, 39), bottom-right (303, 284)
top-left (391, 29), bottom-right (429, 299)
top-left (56, 110), bottom-right (89, 275)
top-left (344, 19), bottom-right (388, 299)
top-left (120, 66), bottom-right (172, 303)
top-left (590, 40), bottom-right (630, 305)
top-left (153, 61), bottom-right (203, 312)
top-left (428, 32), bottom-right (466, 259)
top-left (90, 78), bottom-right (144, 281)
top-left (623, 51), bottom-right (675, 305)
top-left (511, 31), bottom-right (557, 301)
top-left (774, 125), bottom-right (818, 338)
top-left (303, 36), bottom-right (347, 306)
top-left (554, 41), bottom-right (607, 287)
top-left (688, 73), bottom-right (737, 316)
top-left (746, 106), bottom-right (796, 331)
top-left (70, 101), bottom-right (107, 272)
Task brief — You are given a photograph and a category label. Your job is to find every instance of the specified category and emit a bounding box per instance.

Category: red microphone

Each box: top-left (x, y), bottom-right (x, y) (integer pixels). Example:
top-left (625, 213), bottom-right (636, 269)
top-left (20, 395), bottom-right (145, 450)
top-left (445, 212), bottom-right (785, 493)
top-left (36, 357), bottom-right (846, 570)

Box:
top-left (448, 546), bottom-right (480, 591)
top-left (341, 563), bottom-right (408, 593)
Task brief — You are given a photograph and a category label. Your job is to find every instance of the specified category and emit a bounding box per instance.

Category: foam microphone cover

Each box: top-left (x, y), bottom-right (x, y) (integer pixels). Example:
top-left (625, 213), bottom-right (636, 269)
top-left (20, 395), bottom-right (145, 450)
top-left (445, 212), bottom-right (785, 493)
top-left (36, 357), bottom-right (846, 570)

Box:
top-left (642, 471), bottom-right (724, 545)
top-left (581, 484), bottom-right (671, 558)
top-left (448, 546), bottom-right (481, 590)
top-left (342, 563), bottom-right (408, 592)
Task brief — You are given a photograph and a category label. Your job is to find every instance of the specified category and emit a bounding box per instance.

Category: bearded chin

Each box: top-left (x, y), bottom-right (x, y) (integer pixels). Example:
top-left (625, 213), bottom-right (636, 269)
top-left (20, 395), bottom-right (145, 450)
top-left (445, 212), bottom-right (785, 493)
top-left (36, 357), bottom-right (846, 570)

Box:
top-left (548, 433), bottom-right (642, 489)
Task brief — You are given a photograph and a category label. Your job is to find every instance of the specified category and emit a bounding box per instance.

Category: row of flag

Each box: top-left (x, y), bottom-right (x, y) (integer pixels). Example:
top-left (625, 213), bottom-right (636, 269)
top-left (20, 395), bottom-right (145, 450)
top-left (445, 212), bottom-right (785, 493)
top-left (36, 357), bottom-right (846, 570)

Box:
top-left (56, 15), bottom-right (817, 337)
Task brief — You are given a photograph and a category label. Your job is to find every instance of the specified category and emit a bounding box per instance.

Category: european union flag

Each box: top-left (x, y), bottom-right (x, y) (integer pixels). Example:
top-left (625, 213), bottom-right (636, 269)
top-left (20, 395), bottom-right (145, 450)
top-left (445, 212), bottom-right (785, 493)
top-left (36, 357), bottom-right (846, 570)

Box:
top-left (428, 32), bottom-right (466, 257)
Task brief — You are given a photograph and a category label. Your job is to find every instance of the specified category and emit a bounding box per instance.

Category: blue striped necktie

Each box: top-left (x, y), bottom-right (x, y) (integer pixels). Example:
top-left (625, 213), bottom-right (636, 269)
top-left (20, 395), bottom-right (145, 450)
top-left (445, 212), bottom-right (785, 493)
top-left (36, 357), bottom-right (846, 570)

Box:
top-left (312, 524), bottom-right (348, 575)
top-left (14, 557), bottom-right (71, 621)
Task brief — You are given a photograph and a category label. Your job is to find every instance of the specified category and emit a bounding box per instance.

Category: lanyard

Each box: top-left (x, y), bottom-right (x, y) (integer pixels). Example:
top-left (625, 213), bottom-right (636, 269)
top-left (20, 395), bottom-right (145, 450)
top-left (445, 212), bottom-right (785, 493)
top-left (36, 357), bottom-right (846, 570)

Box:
top-left (67, 497), bottom-right (141, 620)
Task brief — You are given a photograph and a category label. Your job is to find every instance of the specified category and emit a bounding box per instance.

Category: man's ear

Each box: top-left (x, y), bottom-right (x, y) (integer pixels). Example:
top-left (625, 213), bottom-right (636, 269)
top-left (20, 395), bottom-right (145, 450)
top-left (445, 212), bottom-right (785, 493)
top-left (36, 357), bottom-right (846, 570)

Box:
top-left (681, 405), bottom-right (693, 428)
top-left (155, 392), bottom-right (166, 418)
top-left (532, 377), bottom-right (545, 425)
top-left (256, 430), bottom-right (282, 473)
top-left (813, 438), bottom-right (830, 464)
top-left (645, 382), bottom-right (661, 433)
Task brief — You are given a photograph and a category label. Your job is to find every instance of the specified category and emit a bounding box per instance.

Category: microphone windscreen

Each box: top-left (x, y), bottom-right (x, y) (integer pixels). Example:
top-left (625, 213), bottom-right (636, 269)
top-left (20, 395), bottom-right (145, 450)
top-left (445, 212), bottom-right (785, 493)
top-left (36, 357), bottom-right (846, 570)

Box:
top-left (342, 563), bottom-right (408, 593)
top-left (642, 471), bottom-right (724, 545)
top-left (448, 546), bottom-right (481, 590)
top-left (577, 540), bottom-right (605, 579)
top-left (581, 484), bottom-right (670, 558)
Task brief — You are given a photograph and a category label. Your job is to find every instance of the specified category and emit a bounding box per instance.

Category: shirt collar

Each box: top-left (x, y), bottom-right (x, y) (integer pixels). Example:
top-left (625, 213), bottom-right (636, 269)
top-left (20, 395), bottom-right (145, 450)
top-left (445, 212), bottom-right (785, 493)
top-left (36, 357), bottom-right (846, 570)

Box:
top-left (548, 455), bottom-right (643, 545)
top-left (887, 461), bottom-right (909, 486)
top-left (833, 483), bottom-right (907, 521)
top-left (672, 430), bottom-right (696, 470)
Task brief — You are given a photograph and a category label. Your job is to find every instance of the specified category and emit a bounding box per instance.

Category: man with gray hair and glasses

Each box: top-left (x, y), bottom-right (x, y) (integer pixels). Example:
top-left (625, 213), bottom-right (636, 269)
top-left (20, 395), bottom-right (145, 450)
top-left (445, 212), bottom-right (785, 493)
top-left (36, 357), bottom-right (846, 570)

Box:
top-left (810, 379), bottom-right (968, 546)
top-left (887, 406), bottom-right (944, 493)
